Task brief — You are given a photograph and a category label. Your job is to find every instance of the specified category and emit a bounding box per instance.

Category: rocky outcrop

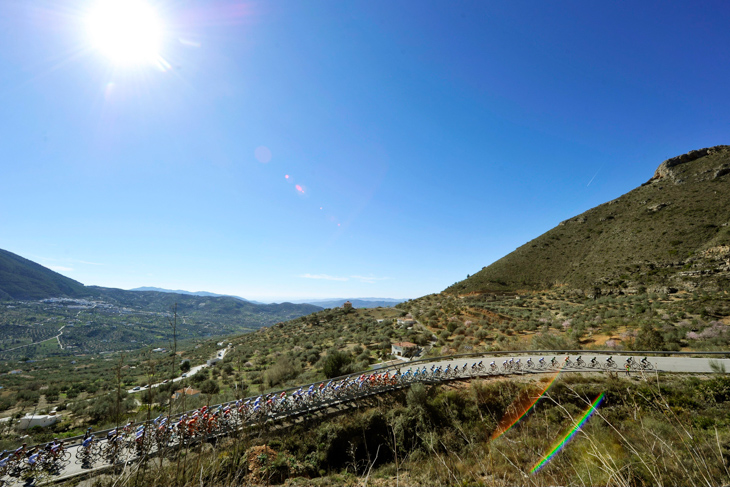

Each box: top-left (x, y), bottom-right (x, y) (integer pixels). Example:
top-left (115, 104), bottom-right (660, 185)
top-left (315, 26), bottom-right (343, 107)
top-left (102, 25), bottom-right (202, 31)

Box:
top-left (650, 145), bottom-right (730, 183)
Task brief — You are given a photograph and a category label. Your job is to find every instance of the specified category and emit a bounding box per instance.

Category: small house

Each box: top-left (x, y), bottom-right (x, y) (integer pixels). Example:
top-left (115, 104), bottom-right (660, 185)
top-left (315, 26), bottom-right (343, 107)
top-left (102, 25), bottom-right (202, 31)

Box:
top-left (391, 341), bottom-right (418, 358)
top-left (172, 387), bottom-right (201, 400)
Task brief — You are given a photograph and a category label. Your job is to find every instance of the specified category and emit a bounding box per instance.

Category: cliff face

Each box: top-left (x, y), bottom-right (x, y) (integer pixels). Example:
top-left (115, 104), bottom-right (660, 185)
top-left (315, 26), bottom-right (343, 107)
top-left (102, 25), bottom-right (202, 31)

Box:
top-left (650, 145), bottom-right (730, 184)
top-left (446, 146), bottom-right (730, 296)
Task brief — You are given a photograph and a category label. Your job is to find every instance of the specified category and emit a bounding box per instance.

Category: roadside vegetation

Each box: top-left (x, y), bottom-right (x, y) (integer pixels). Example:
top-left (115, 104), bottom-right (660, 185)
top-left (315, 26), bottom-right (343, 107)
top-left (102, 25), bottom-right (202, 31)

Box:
top-left (64, 372), bottom-right (730, 486)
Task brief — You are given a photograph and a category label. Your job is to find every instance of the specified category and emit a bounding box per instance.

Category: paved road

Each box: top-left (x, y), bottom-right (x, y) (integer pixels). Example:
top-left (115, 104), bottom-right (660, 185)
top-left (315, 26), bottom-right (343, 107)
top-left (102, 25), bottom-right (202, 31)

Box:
top-left (420, 353), bottom-right (730, 374)
top-left (126, 347), bottom-right (229, 394)
top-left (0, 325), bottom-right (66, 355)
top-left (3, 352), bottom-right (728, 486)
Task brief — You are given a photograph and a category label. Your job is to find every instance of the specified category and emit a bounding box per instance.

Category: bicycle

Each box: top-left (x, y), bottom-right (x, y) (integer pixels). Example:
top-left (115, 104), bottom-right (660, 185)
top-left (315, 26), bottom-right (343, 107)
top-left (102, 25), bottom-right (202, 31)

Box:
top-left (639, 359), bottom-right (654, 371)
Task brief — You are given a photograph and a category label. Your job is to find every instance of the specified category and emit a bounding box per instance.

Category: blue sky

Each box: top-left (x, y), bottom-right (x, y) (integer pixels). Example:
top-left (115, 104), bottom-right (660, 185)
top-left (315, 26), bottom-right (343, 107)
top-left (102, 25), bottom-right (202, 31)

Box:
top-left (1, 1), bottom-right (729, 302)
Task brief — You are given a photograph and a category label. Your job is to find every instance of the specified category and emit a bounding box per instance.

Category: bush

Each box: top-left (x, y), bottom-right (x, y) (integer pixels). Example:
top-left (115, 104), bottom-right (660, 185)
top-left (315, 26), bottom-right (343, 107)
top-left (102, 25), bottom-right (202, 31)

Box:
top-left (265, 355), bottom-right (301, 388)
top-left (322, 351), bottom-right (353, 379)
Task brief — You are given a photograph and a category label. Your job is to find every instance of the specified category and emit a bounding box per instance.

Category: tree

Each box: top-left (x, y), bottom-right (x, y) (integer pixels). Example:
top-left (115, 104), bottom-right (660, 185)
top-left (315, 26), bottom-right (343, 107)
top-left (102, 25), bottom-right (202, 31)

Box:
top-left (322, 351), bottom-right (353, 378)
top-left (180, 360), bottom-right (191, 373)
top-left (168, 303), bottom-right (178, 378)
top-left (200, 379), bottom-right (220, 406)
top-left (634, 322), bottom-right (665, 350)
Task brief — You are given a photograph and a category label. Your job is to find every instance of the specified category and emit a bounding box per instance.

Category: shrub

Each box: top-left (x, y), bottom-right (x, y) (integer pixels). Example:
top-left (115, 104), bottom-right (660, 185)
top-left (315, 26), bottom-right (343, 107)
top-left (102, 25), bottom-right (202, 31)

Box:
top-left (265, 355), bottom-right (301, 388)
top-left (322, 351), bottom-right (354, 379)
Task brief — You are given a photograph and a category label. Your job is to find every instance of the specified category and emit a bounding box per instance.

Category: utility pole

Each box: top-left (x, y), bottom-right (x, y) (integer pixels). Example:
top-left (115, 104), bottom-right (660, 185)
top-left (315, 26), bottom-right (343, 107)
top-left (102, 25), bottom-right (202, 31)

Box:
top-left (114, 353), bottom-right (125, 426)
top-left (169, 303), bottom-right (178, 378)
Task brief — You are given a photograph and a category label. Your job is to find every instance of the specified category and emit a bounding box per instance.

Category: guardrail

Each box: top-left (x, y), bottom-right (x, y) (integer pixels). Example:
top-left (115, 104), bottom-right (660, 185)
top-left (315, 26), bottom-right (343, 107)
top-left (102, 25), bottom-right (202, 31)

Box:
top-left (9, 351), bottom-right (730, 486)
top-left (43, 349), bottom-right (730, 448)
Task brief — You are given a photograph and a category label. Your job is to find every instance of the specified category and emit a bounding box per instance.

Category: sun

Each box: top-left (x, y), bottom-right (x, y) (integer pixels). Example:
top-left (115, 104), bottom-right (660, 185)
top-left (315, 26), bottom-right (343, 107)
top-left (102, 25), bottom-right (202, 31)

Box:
top-left (86, 0), bottom-right (163, 66)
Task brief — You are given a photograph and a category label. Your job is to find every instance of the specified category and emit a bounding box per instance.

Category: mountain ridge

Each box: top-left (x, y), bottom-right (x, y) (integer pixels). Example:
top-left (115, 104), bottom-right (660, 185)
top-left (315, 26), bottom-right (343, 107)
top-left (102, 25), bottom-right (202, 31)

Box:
top-left (129, 287), bottom-right (266, 304)
top-left (0, 249), bottom-right (87, 300)
top-left (446, 145), bottom-right (730, 296)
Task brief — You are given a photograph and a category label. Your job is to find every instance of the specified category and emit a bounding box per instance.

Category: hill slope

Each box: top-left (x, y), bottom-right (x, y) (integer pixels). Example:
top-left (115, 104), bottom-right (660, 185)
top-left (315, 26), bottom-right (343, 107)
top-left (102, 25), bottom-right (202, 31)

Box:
top-left (447, 146), bottom-right (730, 296)
top-left (0, 249), bottom-right (87, 300)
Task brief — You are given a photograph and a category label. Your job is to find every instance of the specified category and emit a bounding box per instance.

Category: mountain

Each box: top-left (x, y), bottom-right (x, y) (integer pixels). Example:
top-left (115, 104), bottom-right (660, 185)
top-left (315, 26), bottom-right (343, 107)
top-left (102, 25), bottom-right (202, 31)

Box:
top-left (0, 249), bottom-right (87, 300)
top-left (93, 286), bottom-right (319, 317)
top-left (0, 249), bottom-right (322, 357)
top-left (129, 287), bottom-right (266, 304)
top-left (293, 298), bottom-right (406, 308)
top-left (447, 146), bottom-right (730, 296)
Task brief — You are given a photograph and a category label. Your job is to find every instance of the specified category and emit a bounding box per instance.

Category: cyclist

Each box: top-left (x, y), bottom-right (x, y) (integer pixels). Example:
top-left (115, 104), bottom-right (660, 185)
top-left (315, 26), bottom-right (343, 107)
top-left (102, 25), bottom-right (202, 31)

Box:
top-left (551, 357), bottom-right (558, 367)
top-left (84, 427), bottom-right (93, 440)
top-left (13, 443), bottom-right (27, 460)
top-left (591, 357), bottom-right (598, 367)
top-left (641, 357), bottom-right (649, 367)
top-left (107, 428), bottom-right (118, 442)
top-left (51, 440), bottom-right (64, 457)
top-left (539, 357), bottom-right (545, 366)
top-left (82, 434), bottom-right (95, 449)
top-left (27, 448), bottom-right (39, 469)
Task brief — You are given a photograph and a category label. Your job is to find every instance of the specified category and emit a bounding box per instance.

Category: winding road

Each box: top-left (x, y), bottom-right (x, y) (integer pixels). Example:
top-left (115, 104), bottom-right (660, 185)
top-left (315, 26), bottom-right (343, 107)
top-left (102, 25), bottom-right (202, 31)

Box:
top-left (2, 351), bottom-right (728, 486)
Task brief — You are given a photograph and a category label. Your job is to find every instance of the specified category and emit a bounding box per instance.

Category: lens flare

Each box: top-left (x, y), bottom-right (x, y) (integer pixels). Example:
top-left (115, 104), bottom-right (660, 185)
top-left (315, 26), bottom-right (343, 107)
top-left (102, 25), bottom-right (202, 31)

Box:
top-left (295, 184), bottom-right (304, 194)
top-left (255, 146), bottom-right (272, 163)
top-left (490, 371), bottom-right (559, 441)
top-left (530, 393), bottom-right (605, 474)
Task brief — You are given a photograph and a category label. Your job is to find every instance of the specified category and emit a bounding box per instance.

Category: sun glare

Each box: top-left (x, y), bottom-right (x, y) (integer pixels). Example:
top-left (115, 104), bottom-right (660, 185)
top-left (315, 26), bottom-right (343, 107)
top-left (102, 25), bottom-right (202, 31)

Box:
top-left (86, 0), bottom-right (163, 66)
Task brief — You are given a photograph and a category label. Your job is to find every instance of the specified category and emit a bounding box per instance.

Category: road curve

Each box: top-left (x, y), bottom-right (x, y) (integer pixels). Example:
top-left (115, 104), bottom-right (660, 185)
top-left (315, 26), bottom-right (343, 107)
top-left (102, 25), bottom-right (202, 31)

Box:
top-left (3, 352), bottom-right (728, 486)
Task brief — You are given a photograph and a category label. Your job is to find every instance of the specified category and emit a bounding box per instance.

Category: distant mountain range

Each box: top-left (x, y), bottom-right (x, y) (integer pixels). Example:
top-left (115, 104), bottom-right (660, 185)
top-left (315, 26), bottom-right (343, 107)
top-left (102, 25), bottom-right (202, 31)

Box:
top-left (447, 146), bottom-right (730, 296)
top-left (0, 248), bottom-right (320, 326)
top-left (129, 287), bottom-right (266, 305)
top-left (290, 298), bottom-right (405, 308)
top-left (131, 288), bottom-right (404, 308)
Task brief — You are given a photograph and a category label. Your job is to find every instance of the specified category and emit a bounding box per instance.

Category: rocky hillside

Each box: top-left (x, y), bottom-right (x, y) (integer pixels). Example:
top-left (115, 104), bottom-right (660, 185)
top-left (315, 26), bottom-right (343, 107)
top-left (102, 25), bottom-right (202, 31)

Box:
top-left (447, 146), bottom-right (730, 297)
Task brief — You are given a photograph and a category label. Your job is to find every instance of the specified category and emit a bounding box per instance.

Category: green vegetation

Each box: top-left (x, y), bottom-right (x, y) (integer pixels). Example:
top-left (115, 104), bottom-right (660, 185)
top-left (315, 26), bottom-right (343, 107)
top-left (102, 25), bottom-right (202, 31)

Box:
top-left (75, 373), bottom-right (730, 486)
top-left (0, 249), bottom-right (87, 300)
top-left (0, 293), bottom-right (319, 360)
top-left (397, 288), bottom-right (730, 354)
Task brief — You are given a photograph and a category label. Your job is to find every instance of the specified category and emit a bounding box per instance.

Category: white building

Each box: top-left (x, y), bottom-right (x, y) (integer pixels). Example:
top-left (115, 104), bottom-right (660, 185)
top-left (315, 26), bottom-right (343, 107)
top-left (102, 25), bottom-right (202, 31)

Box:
top-left (391, 341), bottom-right (418, 359)
top-left (16, 411), bottom-right (62, 430)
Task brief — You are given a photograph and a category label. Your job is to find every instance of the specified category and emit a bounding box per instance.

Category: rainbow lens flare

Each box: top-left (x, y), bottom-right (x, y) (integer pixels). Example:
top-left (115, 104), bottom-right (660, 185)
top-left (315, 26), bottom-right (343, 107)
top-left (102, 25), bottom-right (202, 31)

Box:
top-left (530, 392), bottom-right (605, 474)
top-left (490, 371), bottom-right (560, 441)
